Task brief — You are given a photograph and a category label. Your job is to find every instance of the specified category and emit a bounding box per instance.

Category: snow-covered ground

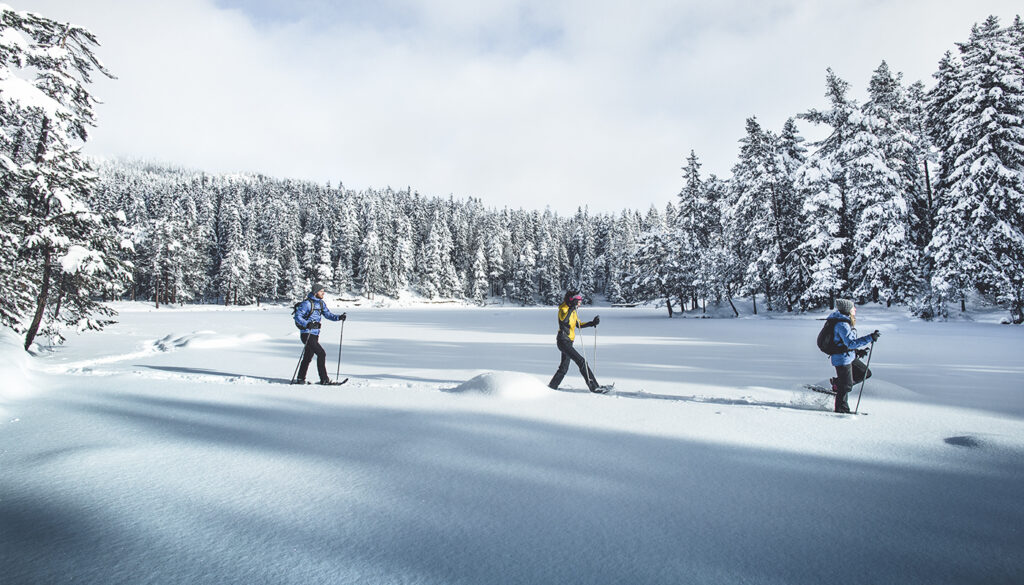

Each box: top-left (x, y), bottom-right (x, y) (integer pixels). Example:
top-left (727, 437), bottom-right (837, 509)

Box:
top-left (2, 301), bottom-right (1023, 585)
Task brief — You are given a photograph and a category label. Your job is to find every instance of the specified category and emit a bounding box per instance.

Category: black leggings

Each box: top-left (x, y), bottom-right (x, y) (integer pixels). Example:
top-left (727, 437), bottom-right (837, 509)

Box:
top-left (549, 337), bottom-right (599, 390)
top-left (298, 333), bottom-right (329, 382)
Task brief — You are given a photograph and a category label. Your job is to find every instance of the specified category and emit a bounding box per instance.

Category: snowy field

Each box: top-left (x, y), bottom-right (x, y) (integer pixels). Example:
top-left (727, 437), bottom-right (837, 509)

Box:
top-left (2, 300), bottom-right (1023, 585)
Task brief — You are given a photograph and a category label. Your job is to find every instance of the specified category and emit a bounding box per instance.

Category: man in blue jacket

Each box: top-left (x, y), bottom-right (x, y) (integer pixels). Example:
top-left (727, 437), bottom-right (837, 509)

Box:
top-left (828, 299), bottom-right (880, 413)
top-left (293, 283), bottom-right (346, 385)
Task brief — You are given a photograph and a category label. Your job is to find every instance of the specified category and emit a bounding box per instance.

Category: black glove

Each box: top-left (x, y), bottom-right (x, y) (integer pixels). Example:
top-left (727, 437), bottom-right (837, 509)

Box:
top-left (591, 315), bottom-right (600, 326)
top-left (870, 330), bottom-right (881, 342)
top-left (856, 348), bottom-right (868, 358)
top-left (306, 321), bottom-right (321, 330)
top-left (338, 312), bottom-right (347, 321)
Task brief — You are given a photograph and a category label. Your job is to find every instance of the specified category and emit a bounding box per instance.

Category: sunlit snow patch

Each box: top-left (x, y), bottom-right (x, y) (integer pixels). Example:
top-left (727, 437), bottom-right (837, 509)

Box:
top-left (447, 371), bottom-right (550, 400)
top-left (0, 328), bottom-right (37, 411)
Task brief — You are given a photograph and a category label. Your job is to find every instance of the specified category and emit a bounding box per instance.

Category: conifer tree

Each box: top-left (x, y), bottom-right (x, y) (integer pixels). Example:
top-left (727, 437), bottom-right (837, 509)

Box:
top-left (847, 62), bottom-right (922, 305)
top-left (626, 207), bottom-right (678, 316)
top-left (0, 8), bottom-right (130, 348)
top-left (469, 241), bottom-right (489, 305)
top-left (797, 69), bottom-right (860, 308)
top-left (930, 17), bottom-right (1024, 322)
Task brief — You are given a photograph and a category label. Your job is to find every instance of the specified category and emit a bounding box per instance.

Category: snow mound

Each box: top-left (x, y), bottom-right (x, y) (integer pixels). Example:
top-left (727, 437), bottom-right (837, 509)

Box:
top-left (447, 371), bottom-right (550, 400)
top-left (153, 331), bottom-right (269, 351)
top-left (0, 327), bottom-right (37, 411)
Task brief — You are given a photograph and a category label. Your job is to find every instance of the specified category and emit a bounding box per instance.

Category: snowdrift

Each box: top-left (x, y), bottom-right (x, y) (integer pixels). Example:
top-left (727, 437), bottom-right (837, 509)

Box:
top-left (0, 328), bottom-right (36, 410)
top-left (446, 371), bottom-right (550, 400)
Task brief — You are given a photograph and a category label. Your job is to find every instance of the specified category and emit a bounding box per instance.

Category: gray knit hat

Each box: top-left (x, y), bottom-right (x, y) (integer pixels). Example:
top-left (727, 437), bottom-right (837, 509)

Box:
top-left (311, 283), bottom-right (326, 295)
top-left (835, 299), bottom-right (854, 315)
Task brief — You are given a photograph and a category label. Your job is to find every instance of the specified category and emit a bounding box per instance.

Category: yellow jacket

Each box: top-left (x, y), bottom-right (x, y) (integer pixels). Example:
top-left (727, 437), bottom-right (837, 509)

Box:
top-left (557, 303), bottom-right (584, 342)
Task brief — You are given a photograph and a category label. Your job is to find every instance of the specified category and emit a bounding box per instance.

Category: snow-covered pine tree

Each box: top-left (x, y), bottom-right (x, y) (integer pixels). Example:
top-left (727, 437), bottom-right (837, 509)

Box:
top-left (699, 176), bottom-right (742, 315)
top-left (390, 213), bottom-right (415, 297)
top-left (218, 205), bottom-right (251, 305)
top-left (358, 214), bottom-right (384, 299)
top-left (728, 117), bottom-right (804, 312)
top-left (847, 62), bottom-right (922, 306)
top-left (0, 7), bottom-right (131, 348)
top-left (484, 229), bottom-right (504, 298)
top-left (512, 240), bottom-right (538, 305)
top-left (774, 119), bottom-right (809, 310)
top-left (626, 206), bottom-right (678, 316)
top-left (418, 210), bottom-right (461, 299)
top-left (535, 228), bottom-right (561, 305)
top-left (332, 196), bottom-right (358, 295)
top-left (796, 69), bottom-right (860, 309)
top-left (570, 207), bottom-right (597, 301)
top-left (469, 239), bottom-right (489, 305)
top-left (930, 17), bottom-right (1024, 323)
top-left (676, 151), bottom-right (706, 310)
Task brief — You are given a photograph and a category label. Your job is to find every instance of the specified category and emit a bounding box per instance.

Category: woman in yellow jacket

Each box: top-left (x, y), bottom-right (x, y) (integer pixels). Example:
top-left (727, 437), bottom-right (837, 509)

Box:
top-left (548, 291), bottom-right (606, 392)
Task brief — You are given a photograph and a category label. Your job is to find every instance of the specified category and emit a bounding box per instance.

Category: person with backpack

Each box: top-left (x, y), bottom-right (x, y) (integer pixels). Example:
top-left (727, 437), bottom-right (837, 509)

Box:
top-left (820, 299), bottom-right (880, 413)
top-left (293, 283), bottom-right (347, 385)
top-left (548, 291), bottom-right (606, 393)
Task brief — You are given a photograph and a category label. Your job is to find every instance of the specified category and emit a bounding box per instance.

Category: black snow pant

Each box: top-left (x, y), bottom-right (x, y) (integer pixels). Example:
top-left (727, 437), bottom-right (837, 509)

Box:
top-left (549, 336), bottom-right (599, 391)
top-left (298, 332), bottom-right (329, 383)
top-left (834, 358), bottom-right (871, 413)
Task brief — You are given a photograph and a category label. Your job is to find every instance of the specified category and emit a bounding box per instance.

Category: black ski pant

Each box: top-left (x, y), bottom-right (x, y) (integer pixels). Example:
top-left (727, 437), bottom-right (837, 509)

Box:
top-left (549, 336), bottom-right (599, 391)
top-left (834, 358), bottom-right (871, 412)
top-left (298, 332), bottom-right (329, 383)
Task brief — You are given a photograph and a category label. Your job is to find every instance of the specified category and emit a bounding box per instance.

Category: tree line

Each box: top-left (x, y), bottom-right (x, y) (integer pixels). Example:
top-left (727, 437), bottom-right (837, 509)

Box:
top-left (2, 7), bottom-right (1023, 351)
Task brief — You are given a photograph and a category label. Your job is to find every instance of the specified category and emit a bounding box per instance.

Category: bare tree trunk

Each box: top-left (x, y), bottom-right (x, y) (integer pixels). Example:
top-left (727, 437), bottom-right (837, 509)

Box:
top-left (24, 251), bottom-right (52, 350)
top-left (726, 285), bottom-right (739, 318)
top-left (52, 276), bottom-right (65, 321)
top-left (665, 298), bottom-right (673, 318)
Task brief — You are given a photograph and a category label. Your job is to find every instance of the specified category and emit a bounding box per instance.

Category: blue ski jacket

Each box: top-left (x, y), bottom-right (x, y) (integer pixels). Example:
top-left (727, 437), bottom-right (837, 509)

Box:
top-left (827, 310), bottom-right (873, 367)
top-left (294, 293), bottom-right (342, 335)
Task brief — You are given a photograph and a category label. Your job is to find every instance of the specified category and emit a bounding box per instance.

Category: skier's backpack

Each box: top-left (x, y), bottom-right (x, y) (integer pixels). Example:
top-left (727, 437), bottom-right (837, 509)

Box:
top-left (816, 318), bottom-right (848, 355)
top-left (291, 300), bottom-right (313, 329)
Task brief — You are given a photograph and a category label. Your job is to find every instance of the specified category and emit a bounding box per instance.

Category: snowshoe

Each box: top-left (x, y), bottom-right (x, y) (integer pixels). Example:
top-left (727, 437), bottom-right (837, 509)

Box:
top-left (318, 378), bottom-right (349, 386)
top-left (803, 383), bottom-right (836, 396)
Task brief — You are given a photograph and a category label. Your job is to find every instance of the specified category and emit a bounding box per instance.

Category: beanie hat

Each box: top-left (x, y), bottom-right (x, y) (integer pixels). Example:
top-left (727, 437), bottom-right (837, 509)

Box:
top-left (835, 299), bottom-right (854, 315)
top-left (311, 283), bottom-right (326, 295)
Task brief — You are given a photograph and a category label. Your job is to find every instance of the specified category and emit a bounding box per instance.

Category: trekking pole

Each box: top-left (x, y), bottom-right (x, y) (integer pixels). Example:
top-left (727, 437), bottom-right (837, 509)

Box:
top-left (335, 319), bottom-right (345, 380)
top-left (593, 326), bottom-right (598, 373)
top-left (575, 333), bottom-right (596, 390)
top-left (854, 341), bottom-right (874, 414)
top-left (290, 334), bottom-right (313, 384)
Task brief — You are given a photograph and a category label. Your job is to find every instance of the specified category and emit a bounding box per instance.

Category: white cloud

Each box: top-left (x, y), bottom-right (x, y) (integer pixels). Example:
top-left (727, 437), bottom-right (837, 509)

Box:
top-left (17, 0), bottom-right (1024, 213)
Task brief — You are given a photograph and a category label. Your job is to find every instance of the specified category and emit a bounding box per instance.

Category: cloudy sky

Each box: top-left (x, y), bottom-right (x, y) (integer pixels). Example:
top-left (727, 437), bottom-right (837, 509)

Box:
top-left (19, 0), bottom-right (1024, 213)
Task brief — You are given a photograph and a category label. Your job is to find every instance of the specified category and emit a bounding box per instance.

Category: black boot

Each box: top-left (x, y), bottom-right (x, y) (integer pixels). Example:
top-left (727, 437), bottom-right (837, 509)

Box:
top-left (834, 391), bottom-right (851, 413)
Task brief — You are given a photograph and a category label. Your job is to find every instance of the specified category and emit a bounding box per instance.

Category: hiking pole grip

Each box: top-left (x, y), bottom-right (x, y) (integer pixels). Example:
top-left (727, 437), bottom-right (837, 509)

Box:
top-left (854, 341), bottom-right (874, 414)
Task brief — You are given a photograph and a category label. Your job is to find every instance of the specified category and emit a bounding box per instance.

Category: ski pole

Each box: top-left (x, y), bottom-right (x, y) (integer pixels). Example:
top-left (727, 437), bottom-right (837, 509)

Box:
top-left (335, 319), bottom-right (345, 380)
top-left (578, 332), bottom-right (599, 390)
top-left (854, 341), bottom-right (874, 414)
top-left (290, 333), bottom-right (314, 384)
